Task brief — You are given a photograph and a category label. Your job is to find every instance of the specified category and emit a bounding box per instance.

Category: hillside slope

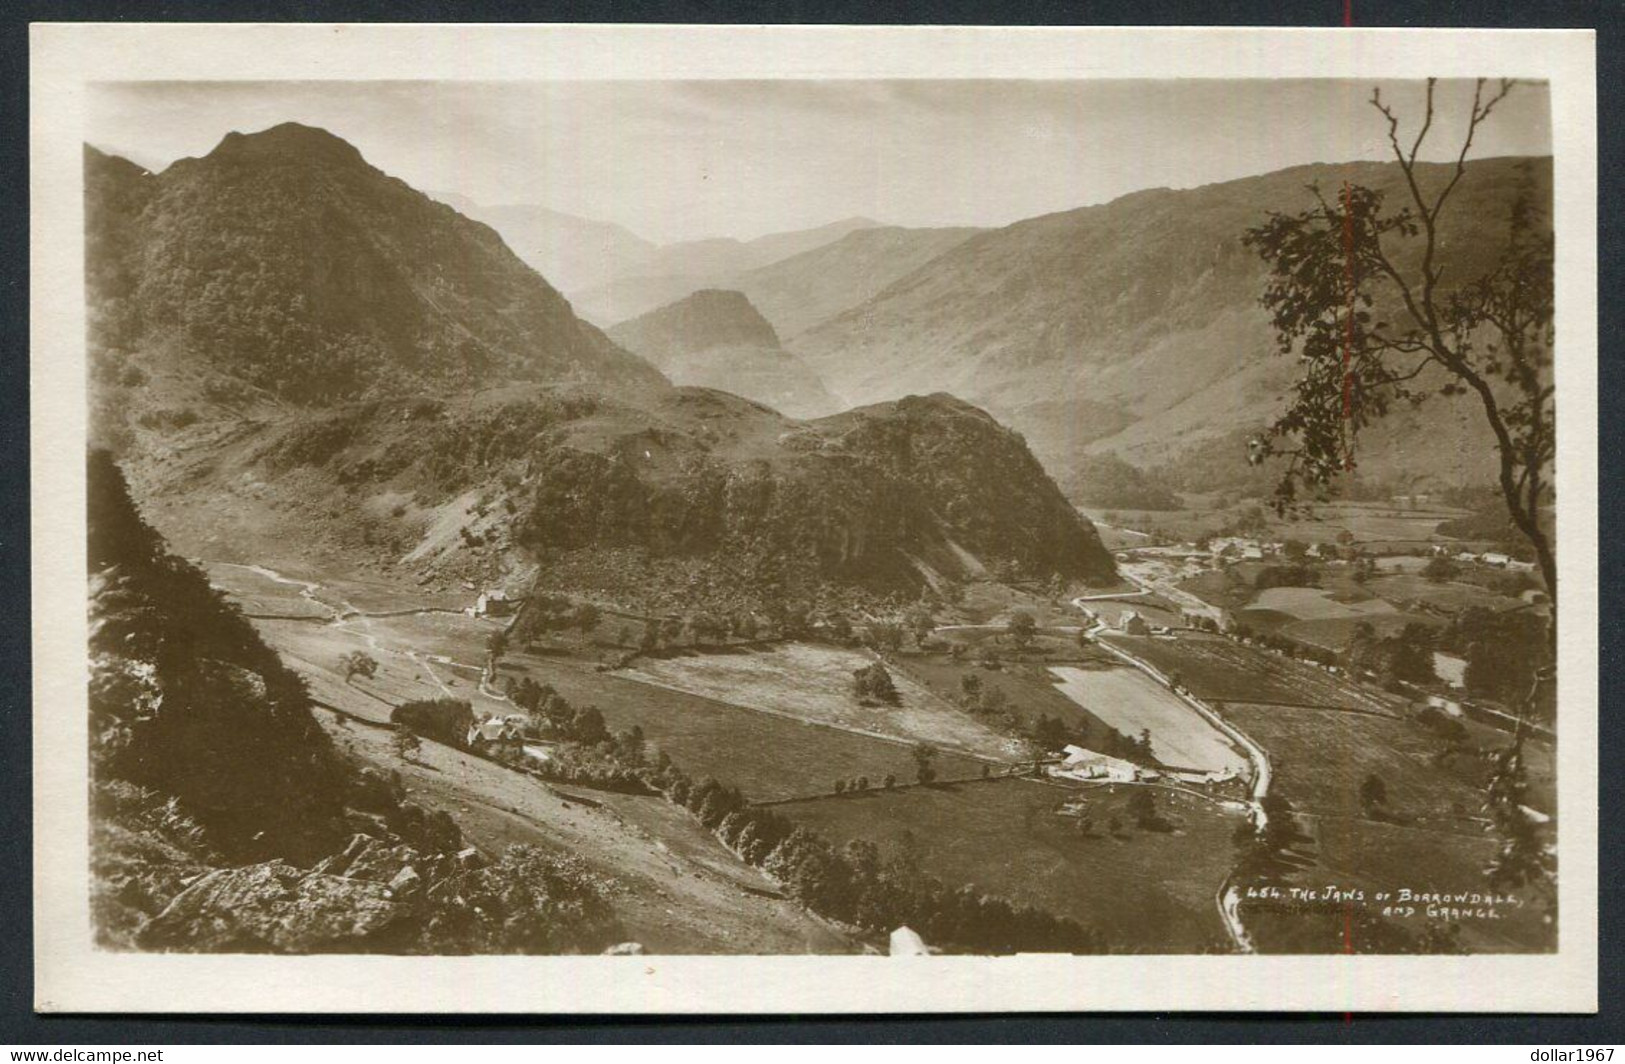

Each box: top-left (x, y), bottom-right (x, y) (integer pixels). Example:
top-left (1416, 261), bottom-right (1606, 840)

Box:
top-left (427, 194), bottom-right (659, 296)
top-left (128, 386), bottom-right (1115, 615)
top-left (85, 127), bottom-right (667, 413)
top-left (734, 224), bottom-right (984, 340)
top-left (87, 450), bottom-right (858, 954)
top-left (568, 217), bottom-right (883, 325)
top-left (794, 157), bottom-right (1553, 496)
top-left (608, 289), bottom-right (840, 418)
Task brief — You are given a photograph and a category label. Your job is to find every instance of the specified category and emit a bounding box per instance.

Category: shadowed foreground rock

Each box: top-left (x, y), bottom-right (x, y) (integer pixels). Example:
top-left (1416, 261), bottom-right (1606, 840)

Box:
top-left (138, 860), bottom-right (408, 953)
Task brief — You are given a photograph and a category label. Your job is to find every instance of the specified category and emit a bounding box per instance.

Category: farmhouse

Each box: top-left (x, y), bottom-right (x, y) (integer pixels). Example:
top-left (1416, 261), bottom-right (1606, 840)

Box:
top-left (1118, 610), bottom-right (1150, 635)
top-left (466, 714), bottom-right (525, 756)
top-left (1053, 744), bottom-right (1139, 783)
top-left (468, 589), bottom-right (519, 618)
top-left (1480, 552), bottom-right (1511, 568)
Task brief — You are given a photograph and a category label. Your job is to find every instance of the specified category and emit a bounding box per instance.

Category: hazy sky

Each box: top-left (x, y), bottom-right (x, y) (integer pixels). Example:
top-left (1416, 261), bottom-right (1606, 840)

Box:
top-left (87, 79), bottom-right (1552, 246)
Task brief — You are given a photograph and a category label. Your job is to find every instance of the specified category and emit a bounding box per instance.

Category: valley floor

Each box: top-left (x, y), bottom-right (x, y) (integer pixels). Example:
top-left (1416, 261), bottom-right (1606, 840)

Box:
top-left (204, 555), bottom-right (1555, 956)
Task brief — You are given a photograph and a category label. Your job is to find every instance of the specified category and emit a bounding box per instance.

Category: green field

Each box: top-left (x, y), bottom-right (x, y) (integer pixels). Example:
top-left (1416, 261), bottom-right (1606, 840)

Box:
top-left (900, 656), bottom-right (1123, 751)
top-left (779, 777), bottom-right (1244, 953)
top-left (1220, 702), bottom-right (1486, 821)
top-left (1365, 573), bottom-right (1525, 614)
top-left (1105, 633), bottom-right (1401, 713)
top-left (1050, 664), bottom-right (1247, 775)
top-left (621, 643), bottom-right (1019, 760)
top-left (506, 652), bottom-right (990, 801)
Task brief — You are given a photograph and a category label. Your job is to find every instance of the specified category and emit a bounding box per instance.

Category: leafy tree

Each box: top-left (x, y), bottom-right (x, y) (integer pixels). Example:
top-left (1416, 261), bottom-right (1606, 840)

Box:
top-left (1007, 611), bottom-right (1038, 653)
top-left (1127, 789), bottom-right (1156, 824)
top-left (883, 774), bottom-right (897, 789)
top-left (867, 621), bottom-right (906, 653)
top-left (486, 629), bottom-right (509, 661)
top-left (1423, 555), bottom-right (1459, 583)
top-left (341, 651), bottom-right (379, 685)
top-left (574, 602), bottom-right (602, 634)
top-left (392, 724), bottom-right (422, 763)
top-left (852, 662), bottom-right (900, 705)
top-left (1243, 79), bottom-right (1554, 617)
top-left (1282, 539), bottom-right (1308, 562)
top-left (912, 744), bottom-right (938, 786)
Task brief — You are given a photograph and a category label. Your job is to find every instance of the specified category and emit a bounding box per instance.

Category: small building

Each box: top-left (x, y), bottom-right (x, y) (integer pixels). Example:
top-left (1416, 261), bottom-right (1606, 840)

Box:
top-left (469, 589), bottom-right (518, 618)
top-left (1480, 552), bottom-right (1511, 568)
top-left (1054, 745), bottom-right (1139, 784)
top-left (890, 925), bottom-right (930, 956)
top-left (1118, 610), bottom-right (1150, 636)
top-left (466, 714), bottom-right (525, 757)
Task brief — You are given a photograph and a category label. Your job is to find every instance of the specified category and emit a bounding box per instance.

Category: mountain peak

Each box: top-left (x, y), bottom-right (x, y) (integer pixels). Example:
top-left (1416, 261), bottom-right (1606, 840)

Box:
top-left (208, 122), bottom-right (367, 167)
top-left (612, 289), bottom-right (781, 352)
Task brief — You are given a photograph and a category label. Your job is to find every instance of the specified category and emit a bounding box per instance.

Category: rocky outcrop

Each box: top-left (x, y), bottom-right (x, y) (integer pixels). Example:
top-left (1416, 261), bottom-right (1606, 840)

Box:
top-left (138, 860), bottom-right (409, 953)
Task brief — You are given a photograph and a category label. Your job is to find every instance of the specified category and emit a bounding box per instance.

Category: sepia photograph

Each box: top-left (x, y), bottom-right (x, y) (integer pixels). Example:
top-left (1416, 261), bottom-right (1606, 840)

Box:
top-left (30, 23), bottom-right (1598, 1014)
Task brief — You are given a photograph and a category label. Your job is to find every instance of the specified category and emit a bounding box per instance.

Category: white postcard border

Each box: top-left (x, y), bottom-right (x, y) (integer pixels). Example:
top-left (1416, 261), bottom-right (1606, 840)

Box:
top-left (29, 23), bottom-right (1598, 1014)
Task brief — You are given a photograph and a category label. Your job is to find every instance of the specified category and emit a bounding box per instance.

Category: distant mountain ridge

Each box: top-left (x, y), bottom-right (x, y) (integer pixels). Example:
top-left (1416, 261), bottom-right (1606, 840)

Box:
top-left (85, 125), bottom-right (667, 410)
top-left (425, 192), bottom-right (659, 296)
top-left (793, 156), bottom-right (1553, 496)
top-left (732, 224), bottom-right (985, 340)
top-left (607, 289), bottom-right (840, 418)
top-left (566, 216), bottom-right (886, 326)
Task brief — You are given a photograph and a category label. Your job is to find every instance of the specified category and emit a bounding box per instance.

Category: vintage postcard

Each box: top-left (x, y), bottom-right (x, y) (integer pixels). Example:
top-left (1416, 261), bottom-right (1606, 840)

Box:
top-left (30, 24), bottom-right (1597, 1012)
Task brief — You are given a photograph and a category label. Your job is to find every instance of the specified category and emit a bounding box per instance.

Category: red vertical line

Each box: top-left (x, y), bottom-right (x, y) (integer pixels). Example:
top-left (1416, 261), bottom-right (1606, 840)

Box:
top-left (1344, 900), bottom-right (1355, 1025)
top-left (1341, 182), bottom-right (1356, 471)
top-left (1344, 0), bottom-right (1353, 27)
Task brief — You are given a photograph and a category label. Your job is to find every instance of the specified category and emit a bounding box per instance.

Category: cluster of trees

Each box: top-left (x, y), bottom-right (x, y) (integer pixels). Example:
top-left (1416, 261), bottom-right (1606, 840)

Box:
top-left (511, 593), bottom-right (602, 645)
top-left (1228, 622), bottom-right (1342, 669)
top-left (646, 770), bottom-right (1105, 953)
top-left (1344, 621), bottom-right (1438, 687)
top-left (503, 678), bottom-right (655, 793)
top-left (1069, 454), bottom-right (1182, 511)
top-left (1126, 789), bottom-right (1176, 833)
top-left (1029, 715), bottom-right (1154, 763)
top-left (1441, 607), bottom-right (1549, 713)
top-left (956, 673), bottom-right (1010, 717)
top-left (1253, 564), bottom-right (1321, 590)
top-left (390, 698), bottom-right (475, 748)
top-left (851, 662), bottom-right (900, 705)
top-left (1423, 556), bottom-right (1461, 583)
top-left (1231, 793), bottom-right (1303, 885)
